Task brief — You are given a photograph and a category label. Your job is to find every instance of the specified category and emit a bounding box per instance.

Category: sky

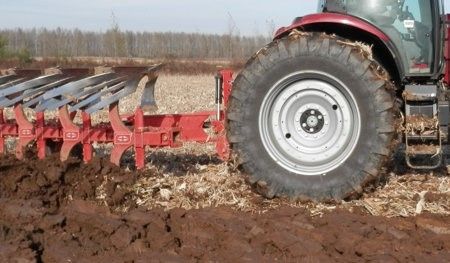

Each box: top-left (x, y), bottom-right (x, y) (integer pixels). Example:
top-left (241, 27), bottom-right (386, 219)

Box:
top-left (0, 0), bottom-right (450, 36)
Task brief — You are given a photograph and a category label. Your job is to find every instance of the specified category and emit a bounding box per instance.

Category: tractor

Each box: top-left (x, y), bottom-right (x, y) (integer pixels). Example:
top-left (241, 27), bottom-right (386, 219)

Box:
top-left (0, 0), bottom-right (448, 201)
top-left (227, 0), bottom-right (450, 199)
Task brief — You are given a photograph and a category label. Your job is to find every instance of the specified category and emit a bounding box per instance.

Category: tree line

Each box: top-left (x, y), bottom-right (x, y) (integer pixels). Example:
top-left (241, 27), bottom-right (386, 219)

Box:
top-left (0, 27), bottom-right (271, 61)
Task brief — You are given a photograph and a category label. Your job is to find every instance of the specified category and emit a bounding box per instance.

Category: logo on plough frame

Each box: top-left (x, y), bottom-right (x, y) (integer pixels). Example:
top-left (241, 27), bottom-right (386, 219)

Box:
top-left (115, 134), bottom-right (131, 144)
top-left (20, 129), bottom-right (33, 137)
top-left (64, 132), bottom-right (80, 141)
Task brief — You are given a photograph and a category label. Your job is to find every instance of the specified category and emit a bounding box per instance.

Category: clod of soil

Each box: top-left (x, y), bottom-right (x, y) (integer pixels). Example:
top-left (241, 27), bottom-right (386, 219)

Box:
top-left (0, 154), bottom-right (139, 210)
top-left (1, 198), bottom-right (450, 262)
top-left (0, 155), bottom-right (450, 262)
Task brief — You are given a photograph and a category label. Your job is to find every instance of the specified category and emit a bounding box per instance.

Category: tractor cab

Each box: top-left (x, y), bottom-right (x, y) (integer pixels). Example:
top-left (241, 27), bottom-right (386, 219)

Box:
top-left (318, 0), bottom-right (444, 78)
top-left (316, 1), bottom-right (448, 169)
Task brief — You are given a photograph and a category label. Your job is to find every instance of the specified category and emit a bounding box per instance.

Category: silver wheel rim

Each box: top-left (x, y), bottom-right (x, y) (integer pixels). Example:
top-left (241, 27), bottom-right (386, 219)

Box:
top-left (259, 71), bottom-right (361, 176)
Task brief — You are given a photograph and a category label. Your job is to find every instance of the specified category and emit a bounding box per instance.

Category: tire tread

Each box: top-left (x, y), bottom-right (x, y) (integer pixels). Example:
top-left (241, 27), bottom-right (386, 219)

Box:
top-left (227, 32), bottom-right (397, 200)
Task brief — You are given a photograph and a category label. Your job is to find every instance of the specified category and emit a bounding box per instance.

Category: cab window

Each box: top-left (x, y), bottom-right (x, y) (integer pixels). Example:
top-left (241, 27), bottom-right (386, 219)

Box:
top-left (346, 0), bottom-right (434, 74)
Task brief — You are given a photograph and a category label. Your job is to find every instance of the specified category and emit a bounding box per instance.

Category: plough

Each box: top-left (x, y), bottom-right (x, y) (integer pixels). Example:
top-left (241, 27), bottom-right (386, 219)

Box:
top-left (0, 66), bottom-right (233, 169)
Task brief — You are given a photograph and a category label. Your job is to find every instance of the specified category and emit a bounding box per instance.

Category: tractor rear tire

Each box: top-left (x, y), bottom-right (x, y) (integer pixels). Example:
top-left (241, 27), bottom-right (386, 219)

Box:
top-left (227, 33), bottom-right (396, 200)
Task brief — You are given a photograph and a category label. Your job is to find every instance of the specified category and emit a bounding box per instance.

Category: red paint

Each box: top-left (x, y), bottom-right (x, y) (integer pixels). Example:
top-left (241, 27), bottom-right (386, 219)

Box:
top-left (134, 107), bottom-right (145, 169)
top-left (221, 70), bottom-right (233, 107)
top-left (109, 103), bottom-right (133, 167)
top-left (36, 112), bottom-right (46, 159)
top-left (0, 109), bottom-right (4, 154)
top-left (82, 112), bottom-right (93, 163)
top-left (274, 13), bottom-right (390, 42)
top-left (0, 70), bottom-right (234, 170)
top-left (59, 106), bottom-right (82, 162)
top-left (14, 104), bottom-right (35, 160)
top-left (444, 14), bottom-right (450, 85)
top-left (141, 113), bottom-right (211, 142)
top-left (214, 70), bottom-right (233, 161)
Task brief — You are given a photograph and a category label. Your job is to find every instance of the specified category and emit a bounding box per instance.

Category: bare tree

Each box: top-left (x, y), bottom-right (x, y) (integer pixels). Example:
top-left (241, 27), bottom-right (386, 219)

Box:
top-left (0, 27), bottom-right (270, 60)
top-left (266, 19), bottom-right (277, 39)
top-left (226, 12), bottom-right (241, 60)
top-left (104, 12), bottom-right (127, 57)
top-left (0, 36), bottom-right (7, 59)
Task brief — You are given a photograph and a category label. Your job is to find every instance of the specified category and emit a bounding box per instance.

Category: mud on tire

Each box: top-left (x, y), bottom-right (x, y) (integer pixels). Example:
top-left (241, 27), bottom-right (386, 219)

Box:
top-left (227, 33), bottom-right (396, 201)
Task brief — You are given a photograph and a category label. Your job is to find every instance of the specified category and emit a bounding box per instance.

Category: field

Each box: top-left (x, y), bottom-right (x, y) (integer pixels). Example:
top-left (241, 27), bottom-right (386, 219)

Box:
top-left (1, 74), bottom-right (450, 262)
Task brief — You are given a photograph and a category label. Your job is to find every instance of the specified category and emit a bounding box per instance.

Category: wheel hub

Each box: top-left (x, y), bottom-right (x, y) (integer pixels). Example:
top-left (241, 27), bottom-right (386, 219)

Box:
top-left (301, 109), bottom-right (324, 134)
top-left (259, 71), bottom-right (361, 176)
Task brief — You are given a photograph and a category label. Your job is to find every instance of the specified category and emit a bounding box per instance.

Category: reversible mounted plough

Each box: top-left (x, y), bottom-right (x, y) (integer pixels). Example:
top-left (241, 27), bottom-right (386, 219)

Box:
top-left (0, 66), bottom-right (233, 169)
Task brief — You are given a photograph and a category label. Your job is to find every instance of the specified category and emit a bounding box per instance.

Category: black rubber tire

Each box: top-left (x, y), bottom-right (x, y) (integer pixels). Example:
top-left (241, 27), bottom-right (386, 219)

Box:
top-left (227, 33), bottom-right (396, 201)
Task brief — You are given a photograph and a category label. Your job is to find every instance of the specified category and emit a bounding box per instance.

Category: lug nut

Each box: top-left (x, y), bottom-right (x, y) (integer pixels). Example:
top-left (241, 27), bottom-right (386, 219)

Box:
top-left (318, 115), bottom-right (323, 120)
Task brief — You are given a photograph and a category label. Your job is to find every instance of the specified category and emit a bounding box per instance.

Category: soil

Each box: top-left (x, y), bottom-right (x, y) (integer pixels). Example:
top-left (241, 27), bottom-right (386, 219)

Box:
top-left (1, 155), bottom-right (450, 262)
top-left (0, 57), bottom-right (245, 75)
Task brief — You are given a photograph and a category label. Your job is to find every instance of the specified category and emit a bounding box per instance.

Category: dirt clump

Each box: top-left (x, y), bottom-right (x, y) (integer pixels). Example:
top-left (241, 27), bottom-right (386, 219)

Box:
top-left (0, 155), bottom-right (450, 262)
top-left (1, 199), bottom-right (450, 262)
top-left (0, 154), bottom-right (139, 210)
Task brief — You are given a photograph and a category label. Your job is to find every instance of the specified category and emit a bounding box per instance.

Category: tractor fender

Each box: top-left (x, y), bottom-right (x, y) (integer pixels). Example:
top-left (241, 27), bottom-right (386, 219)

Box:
top-left (274, 13), bottom-right (404, 81)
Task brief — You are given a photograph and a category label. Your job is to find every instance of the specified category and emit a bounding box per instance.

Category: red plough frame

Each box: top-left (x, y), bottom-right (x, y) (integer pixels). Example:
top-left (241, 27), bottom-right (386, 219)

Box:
top-left (0, 69), bottom-right (233, 169)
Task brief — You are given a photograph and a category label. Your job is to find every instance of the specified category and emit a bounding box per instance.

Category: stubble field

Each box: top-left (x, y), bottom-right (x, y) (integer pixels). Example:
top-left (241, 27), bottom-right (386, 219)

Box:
top-left (0, 74), bottom-right (450, 262)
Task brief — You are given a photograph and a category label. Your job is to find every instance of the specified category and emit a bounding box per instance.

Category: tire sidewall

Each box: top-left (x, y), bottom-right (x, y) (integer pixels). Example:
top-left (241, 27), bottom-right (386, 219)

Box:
top-left (242, 54), bottom-right (382, 197)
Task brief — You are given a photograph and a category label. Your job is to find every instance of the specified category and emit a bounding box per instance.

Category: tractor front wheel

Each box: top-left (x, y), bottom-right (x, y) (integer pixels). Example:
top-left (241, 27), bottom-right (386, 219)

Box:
top-left (227, 33), bottom-right (396, 200)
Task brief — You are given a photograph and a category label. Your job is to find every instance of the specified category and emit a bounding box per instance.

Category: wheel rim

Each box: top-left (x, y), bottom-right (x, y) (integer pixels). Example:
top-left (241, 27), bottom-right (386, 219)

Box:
top-left (259, 71), bottom-right (361, 176)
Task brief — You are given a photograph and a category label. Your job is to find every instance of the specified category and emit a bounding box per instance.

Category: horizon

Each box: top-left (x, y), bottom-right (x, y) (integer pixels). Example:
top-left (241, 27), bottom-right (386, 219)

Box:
top-left (0, 0), bottom-right (318, 37)
top-left (1, 1), bottom-right (450, 37)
